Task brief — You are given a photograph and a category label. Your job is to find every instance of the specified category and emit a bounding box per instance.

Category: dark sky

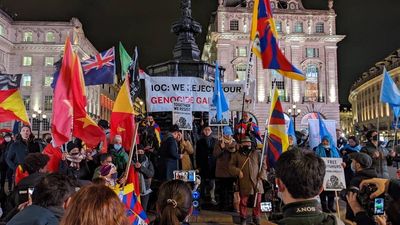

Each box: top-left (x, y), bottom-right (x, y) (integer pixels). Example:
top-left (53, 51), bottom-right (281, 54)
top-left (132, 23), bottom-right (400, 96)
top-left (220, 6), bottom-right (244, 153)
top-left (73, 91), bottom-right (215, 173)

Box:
top-left (1, 0), bottom-right (400, 104)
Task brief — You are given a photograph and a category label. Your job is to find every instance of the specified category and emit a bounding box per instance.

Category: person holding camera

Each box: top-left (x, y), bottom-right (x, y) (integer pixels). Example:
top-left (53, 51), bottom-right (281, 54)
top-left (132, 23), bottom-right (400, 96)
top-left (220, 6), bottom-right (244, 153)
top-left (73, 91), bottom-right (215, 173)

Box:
top-left (275, 149), bottom-right (344, 225)
top-left (229, 136), bottom-right (266, 225)
top-left (346, 178), bottom-right (400, 225)
top-left (345, 152), bottom-right (378, 221)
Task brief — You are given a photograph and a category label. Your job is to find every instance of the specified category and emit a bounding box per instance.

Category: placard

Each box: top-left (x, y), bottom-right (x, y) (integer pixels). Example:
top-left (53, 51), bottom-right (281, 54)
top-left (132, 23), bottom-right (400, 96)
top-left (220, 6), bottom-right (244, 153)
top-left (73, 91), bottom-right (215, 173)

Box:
top-left (172, 102), bottom-right (193, 130)
top-left (208, 105), bottom-right (230, 126)
top-left (321, 157), bottom-right (346, 191)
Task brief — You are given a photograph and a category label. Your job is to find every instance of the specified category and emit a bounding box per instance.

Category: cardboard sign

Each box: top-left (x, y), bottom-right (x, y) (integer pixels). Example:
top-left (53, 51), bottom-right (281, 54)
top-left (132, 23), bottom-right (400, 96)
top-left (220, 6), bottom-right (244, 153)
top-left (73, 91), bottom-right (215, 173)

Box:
top-left (172, 102), bottom-right (193, 130)
top-left (208, 105), bottom-right (230, 126)
top-left (321, 157), bottom-right (346, 191)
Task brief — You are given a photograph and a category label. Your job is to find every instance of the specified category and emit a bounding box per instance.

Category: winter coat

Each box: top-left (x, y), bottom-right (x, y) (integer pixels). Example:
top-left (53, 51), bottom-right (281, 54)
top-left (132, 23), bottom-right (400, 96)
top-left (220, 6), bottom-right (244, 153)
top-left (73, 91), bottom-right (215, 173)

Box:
top-left (361, 142), bottom-right (390, 178)
top-left (59, 160), bottom-right (91, 180)
top-left (213, 137), bottom-right (237, 178)
top-left (196, 136), bottom-right (217, 179)
top-left (133, 155), bottom-right (154, 196)
top-left (229, 149), bottom-right (267, 195)
top-left (314, 144), bottom-right (340, 158)
top-left (108, 145), bottom-right (129, 177)
top-left (159, 133), bottom-right (180, 181)
top-left (7, 205), bottom-right (64, 225)
top-left (179, 139), bottom-right (193, 170)
top-left (6, 139), bottom-right (40, 171)
top-left (341, 144), bottom-right (361, 185)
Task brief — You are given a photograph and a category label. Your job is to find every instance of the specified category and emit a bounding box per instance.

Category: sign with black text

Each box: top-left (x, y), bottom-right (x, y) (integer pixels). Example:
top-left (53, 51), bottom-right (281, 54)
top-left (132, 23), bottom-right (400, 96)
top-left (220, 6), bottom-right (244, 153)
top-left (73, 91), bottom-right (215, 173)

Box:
top-left (321, 157), bottom-right (346, 191)
top-left (172, 102), bottom-right (193, 130)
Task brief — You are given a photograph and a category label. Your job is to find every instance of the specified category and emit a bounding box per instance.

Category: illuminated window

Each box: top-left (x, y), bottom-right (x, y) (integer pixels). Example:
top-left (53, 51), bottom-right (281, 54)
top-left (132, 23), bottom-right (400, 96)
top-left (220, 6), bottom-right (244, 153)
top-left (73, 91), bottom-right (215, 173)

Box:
top-left (270, 70), bottom-right (285, 99)
top-left (45, 32), bottom-right (55, 42)
top-left (305, 65), bottom-right (319, 101)
top-left (294, 22), bottom-right (303, 33)
top-left (275, 21), bottom-right (282, 32)
top-left (0, 24), bottom-right (4, 36)
top-left (42, 118), bottom-right (50, 131)
top-left (230, 20), bottom-right (239, 31)
top-left (44, 96), bottom-right (53, 111)
top-left (306, 48), bottom-right (319, 58)
top-left (44, 75), bottom-right (53, 87)
top-left (21, 74), bottom-right (31, 86)
top-left (315, 22), bottom-right (324, 33)
top-left (45, 57), bottom-right (54, 66)
top-left (23, 95), bottom-right (30, 110)
top-left (235, 64), bottom-right (247, 81)
top-left (23, 32), bottom-right (33, 42)
top-left (23, 56), bottom-right (32, 66)
top-left (235, 46), bottom-right (247, 57)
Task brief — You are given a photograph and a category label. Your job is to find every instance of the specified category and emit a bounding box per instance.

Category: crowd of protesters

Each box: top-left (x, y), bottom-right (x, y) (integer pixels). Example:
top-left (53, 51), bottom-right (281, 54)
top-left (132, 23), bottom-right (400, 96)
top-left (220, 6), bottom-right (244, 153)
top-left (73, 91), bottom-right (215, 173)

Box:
top-left (0, 113), bottom-right (399, 225)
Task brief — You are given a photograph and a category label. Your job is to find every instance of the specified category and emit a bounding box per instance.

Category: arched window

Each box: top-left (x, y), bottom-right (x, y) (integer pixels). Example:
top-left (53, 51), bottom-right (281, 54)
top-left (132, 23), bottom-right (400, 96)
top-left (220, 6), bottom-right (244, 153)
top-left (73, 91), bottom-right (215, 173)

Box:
top-left (305, 65), bottom-right (318, 101)
top-left (235, 64), bottom-right (247, 81)
top-left (315, 22), bottom-right (324, 33)
top-left (270, 70), bottom-right (286, 100)
top-left (230, 20), bottom-right (239, 31)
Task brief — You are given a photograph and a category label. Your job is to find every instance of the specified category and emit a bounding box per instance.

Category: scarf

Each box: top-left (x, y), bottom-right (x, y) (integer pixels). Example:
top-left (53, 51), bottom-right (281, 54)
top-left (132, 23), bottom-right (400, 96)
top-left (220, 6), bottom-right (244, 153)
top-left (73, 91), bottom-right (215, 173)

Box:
top-left (315, 144), bottom-right (340, 158)
top-left (343, 144), bottom-right (361, 153)
top-left (66, 151), bottom-right (85, 169)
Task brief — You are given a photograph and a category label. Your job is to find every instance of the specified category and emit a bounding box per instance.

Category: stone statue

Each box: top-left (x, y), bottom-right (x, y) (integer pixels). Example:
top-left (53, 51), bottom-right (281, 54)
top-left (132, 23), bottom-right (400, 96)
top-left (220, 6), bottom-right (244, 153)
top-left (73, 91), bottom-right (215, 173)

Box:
top-left (328, 0), bottom-right (333, 10)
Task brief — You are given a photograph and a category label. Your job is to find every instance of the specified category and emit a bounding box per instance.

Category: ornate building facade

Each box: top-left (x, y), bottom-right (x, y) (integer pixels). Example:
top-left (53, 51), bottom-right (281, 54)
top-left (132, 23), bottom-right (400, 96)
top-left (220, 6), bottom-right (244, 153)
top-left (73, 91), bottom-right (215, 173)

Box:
top-left (349, 49), bottom-right (400, 140)
top-left (202, 0), bottom-right (344, 130)
top-left (0, 10), bottom-right (116, 135)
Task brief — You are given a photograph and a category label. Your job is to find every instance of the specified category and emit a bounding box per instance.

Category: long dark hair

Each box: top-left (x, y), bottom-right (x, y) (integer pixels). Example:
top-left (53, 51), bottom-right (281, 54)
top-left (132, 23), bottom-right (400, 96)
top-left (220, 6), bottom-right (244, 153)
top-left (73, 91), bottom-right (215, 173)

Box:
top-left (157, 180), bottom-right (192, 225)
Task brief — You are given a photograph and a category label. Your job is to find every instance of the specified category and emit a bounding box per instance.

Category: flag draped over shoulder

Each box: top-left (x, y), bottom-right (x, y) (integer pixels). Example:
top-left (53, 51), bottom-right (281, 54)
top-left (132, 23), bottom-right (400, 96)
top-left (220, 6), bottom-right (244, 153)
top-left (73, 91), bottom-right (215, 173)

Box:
top-left (110, 78), bottom-right (136, 150)
top-left (318, 113), bottom-right (336, 150)
top-left (380, 67), bottom-right (400, 117)
top-left (115, 183), bottom-right (149, 225)
top-left (71, 54), bottom-right (105, 148)
top-left (51, 38), bottom-right (74, 147)
top-left (0, 89), bottom-right (30, 124)
top-left (251, 0), bottom-right (304, 80)
top-left (212, 61), bottom-right (229, 122)
top-left (266, 88), bottom-right (288, 168)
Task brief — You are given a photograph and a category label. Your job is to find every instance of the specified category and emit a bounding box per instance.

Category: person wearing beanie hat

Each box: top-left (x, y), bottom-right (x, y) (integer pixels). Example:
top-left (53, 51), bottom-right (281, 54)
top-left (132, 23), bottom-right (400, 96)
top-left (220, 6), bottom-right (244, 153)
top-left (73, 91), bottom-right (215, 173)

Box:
top-left (214, 126), bottom-right (237, 211)
top-left (345, 152), bottom-right (378, 221)
top-left (59, 141), bottom-right (90, 180)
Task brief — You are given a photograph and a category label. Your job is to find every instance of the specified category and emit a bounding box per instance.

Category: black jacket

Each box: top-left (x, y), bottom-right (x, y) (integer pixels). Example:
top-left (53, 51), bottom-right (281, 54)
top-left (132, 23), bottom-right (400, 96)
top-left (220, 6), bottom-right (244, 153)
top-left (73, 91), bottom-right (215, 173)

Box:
top-left (158, 133), bottom-right (179, 181)
top-left (6, 140), bottom-right (40, 171)
top-left (361, 142), bottom-right (390, 178)
top-left (196, 136), bottom-right (217, 179)
top-left (277, 200), bottom-right (342, 225)
top-left (6, 205), bottom-right (64, 225)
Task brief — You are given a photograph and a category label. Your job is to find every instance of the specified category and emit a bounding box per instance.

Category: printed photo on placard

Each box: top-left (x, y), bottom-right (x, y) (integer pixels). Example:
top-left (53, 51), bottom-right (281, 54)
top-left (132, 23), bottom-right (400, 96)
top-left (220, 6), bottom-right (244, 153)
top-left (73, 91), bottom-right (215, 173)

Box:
top-left (208, 105), bottom-right (229, 126)
top-left (172, 102), bottom-right (193, 130)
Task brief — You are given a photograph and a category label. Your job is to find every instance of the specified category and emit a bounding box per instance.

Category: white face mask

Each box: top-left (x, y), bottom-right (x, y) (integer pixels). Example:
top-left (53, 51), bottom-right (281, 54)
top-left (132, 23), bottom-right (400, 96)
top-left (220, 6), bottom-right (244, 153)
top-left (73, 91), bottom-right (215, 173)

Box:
top-left (4, 137), bottom-right (11, 142)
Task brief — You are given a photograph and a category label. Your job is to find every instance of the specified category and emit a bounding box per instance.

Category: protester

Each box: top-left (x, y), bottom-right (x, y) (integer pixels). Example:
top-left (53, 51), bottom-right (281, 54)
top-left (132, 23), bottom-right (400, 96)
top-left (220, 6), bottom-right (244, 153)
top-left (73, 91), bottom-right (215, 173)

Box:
top-left (313, 136), bottom-right (340, 213)
top-left (361, 130), bottom-right (395, 178)
top-left (234, 112), bottom-right (261, 142)
top-left (108, 135), bottom-right (129, 177)
top-left (345, 152), bottom-right (378, 221)
top-left (0, 133), bottom-right (13, 192)
top-left (133, 145), bottom-right (154, 211)
top-left (155, 180), bottom-right (192, 225)
top-left (139, 115), bottom-right (161, 177)
top-left (336, 128), bottom-right (347, 150)
top-left (229, 136), bottom-right (266, 225)
top-left (275, 149), bottom-right (344, 225)
top-left (177, 131), bottom-right (193, 170)
top-left (196, 126), bottom-right (218, 205)
top-left (6, 126), bottom-right (40, 176)
top-left (59, 141), bottom-right (90, 181)
top-left (213, 126), bottom-right (237, 211)
top-left (92, 153), bottom-right (113, 180)
top-left (341, 136), bottom-right (361, 185)
top-left (159, 125), bottom-right (181, 181)
top-left (59, 184), bottom-right (129, 225)
top-left (6, 173), bottom-right (78, 225)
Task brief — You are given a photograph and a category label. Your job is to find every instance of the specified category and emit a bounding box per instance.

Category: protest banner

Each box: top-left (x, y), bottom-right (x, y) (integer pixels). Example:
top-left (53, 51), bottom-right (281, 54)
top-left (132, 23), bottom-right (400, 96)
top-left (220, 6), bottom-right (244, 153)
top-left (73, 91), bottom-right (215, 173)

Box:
top-left (308, 119), bottom-right (337, 149)
top-left (321, 157), bottom-right (346, 191)
top-left (172, 102), bottom-right (193, 130)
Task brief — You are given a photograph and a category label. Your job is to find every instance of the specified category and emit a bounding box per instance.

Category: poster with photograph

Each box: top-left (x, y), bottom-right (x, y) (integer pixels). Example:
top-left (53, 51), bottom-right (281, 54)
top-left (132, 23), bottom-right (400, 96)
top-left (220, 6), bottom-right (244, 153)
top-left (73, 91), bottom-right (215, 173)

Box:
top-left (172, 102), bottom-right (193, 130)
top-left (321, 157), bottom-right (346, 191)
top-left (208, 105), bottom-right (230, 126)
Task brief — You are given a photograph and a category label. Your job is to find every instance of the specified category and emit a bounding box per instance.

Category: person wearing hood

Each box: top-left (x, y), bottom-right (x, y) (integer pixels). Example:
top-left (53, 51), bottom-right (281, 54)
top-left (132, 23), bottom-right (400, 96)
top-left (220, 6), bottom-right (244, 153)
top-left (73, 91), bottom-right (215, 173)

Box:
top-left (158, 125), bottom-right (181, 181)
top-left (214, 126), bottom-right (237, 211)
top-left (132, 145), bottom-right (154, 211)
top-left (59, 141), bottom-right (90, 181)
top-left (108, 135), bottom-right (129, 177)
top-left (314, 136), bottom-right (340, 213)
top-left (345, 152), bottom-right (378, 221)
top-left (341, 136), bottom-right (361, 186)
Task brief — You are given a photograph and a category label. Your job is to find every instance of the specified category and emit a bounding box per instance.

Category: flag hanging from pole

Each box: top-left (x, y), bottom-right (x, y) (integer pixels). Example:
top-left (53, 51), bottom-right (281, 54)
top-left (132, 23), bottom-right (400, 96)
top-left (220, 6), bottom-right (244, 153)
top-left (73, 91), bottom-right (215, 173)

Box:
top-left (0, 89), bottom-right (30, 124)
top-left (250, 0), bottom-right (305, 80)
top-left (266, 88), bottom-right (288, 168)
top-left (128, 47), bottom-right (140, 101)
top-left (119, 42), bottom-right (132, 81)
top-left (212, 61), bottom-right (229, 122)
top-left (81, 47), bottom-right (115, 86)
top-left (380, 67), bottom-right (400, 109)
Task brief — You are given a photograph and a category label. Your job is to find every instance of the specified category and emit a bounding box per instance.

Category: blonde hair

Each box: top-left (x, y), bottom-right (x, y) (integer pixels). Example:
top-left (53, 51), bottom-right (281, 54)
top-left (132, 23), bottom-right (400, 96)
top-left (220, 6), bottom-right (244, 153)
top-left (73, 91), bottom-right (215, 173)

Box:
top-left (60, 185), bottom-right (129, 225)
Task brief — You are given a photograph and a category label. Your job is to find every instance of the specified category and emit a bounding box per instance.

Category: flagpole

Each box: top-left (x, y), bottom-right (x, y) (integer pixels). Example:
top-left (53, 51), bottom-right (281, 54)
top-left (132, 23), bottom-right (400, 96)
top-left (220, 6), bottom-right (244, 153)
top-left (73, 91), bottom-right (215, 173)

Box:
top-left (395, 116), bottom-right (399, 144)
top-left (253, 124), bottom-right (269, 207)
top-left (240, 40), bottom-right (255, 124)
top-left (122, 122), bottom-right (140, 188)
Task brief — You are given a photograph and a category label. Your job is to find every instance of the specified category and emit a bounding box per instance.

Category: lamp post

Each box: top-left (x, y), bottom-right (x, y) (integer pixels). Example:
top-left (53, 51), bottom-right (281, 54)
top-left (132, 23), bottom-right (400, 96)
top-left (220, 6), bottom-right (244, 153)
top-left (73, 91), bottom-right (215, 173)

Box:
top-left (287, 104), bottom-right (301, 131)
top-left (32, 109), bottom-right (47, 138)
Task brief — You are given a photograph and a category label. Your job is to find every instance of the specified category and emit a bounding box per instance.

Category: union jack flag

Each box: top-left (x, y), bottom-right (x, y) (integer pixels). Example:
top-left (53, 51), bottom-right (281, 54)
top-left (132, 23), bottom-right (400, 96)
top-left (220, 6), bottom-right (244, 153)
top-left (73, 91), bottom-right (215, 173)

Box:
top-left (81, 47), bottom-right (115, 86)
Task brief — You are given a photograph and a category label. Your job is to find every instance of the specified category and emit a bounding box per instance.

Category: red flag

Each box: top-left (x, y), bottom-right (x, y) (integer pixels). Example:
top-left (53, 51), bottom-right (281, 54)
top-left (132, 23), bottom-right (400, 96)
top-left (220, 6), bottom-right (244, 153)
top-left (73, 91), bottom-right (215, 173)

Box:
top-left (42, 144), bottom-right (62, 173)
top-left (51, 38), bottom-right (74, 147)
top-left (110, 78), bottom-right (135, 151)
top-left (71, 54), bottom-right (105, 148)
top-left (126, 165), bottom-right (141, 198)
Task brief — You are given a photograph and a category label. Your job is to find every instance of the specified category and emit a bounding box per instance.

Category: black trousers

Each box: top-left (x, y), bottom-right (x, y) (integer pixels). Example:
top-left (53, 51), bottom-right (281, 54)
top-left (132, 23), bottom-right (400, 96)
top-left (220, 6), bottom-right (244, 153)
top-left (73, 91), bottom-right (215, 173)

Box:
top-left (216, 177), bottom-right (235, 210)
top-left (0, 167), bottom-right (13, 191)
top-left (319, 191), bottom-right (335, 210)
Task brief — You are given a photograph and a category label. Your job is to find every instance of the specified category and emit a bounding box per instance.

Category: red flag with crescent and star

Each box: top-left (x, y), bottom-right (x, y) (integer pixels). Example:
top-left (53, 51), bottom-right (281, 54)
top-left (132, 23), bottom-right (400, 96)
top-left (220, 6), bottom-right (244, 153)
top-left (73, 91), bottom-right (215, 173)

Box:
top-left (110, 77), bottom-right (135, 151)
top-left (71, 53), bottom-right (105, 148)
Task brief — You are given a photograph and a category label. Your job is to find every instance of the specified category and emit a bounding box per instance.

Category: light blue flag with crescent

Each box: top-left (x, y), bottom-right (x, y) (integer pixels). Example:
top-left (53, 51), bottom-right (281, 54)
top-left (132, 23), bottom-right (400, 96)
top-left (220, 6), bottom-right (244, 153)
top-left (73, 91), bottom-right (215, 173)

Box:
top-left (212, 61), bottom-right (229, 122)
top-left (380, 67), bottom-right (400, 106)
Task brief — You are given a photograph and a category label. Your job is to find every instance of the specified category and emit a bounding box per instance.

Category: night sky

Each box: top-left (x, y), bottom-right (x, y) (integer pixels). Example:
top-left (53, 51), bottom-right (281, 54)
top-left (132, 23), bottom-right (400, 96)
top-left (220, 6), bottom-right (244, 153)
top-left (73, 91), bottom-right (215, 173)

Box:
top-left (1, 0), bottom-right (400, 104)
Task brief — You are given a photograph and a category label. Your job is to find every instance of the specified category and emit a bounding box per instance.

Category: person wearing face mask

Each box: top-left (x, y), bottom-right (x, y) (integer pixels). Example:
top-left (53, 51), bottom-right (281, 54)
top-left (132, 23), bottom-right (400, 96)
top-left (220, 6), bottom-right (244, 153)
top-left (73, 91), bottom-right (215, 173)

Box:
top-left (132, 145), bottom-right (154, 211)
top-left (108, 135), bottom-right (129, 177)
top-left (229, 136), bottom-right (266, 225)
top-left (314, 136), bottom-right (340, 213)
top-left (341, 136), bottom-right (361, 186)
top-left (361, 130), bottom-right (395, 179)
top-left (345, 152), bottom-right (377, 221)
top-left (0, 133), bottom-right (13, 192)
top-left (59, 141), bottom-right (90, 181)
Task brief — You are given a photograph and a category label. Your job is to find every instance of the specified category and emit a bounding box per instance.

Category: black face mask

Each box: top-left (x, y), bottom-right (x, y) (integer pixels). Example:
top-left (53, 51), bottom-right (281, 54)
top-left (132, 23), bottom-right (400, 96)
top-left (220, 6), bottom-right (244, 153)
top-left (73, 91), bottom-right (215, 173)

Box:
top-left (240, 146), bottom-right (252, 155)
top-left (372, 135), bottom-right (378, 141)
top-left (45, 138), bottom-right (52, 144)
top-left (138, 155), bottom-right (146, 162)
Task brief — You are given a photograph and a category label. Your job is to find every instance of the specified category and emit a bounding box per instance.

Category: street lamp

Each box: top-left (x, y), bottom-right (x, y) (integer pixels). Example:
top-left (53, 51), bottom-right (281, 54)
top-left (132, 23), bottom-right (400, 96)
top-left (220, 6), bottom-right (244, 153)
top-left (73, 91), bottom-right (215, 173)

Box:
top-left (287, 104), bottom-right (301, 131)
top-left (32, 109), bottom-right (47, 138)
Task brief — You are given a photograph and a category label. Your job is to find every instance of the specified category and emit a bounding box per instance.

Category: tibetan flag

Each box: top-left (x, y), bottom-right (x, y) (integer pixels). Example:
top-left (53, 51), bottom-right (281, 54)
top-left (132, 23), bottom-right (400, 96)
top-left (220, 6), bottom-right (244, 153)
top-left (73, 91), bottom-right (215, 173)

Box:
top-left (81, 47), bottom-right (115, 86)
top-left (71, 54), bottom-right (105, 148)
top-left (0, 74), bottom-right (22, 90)
top-left (250, 0), bottom-right (304, 80)
top-left (0, 89), bottom-right (30, 124)
top-left (51, 38), bottom-right (74, 147)
top-left (126, 164), bottom-right (141, 198)
top-left (110, 78), bottom-right (136, 151)
top-left (119, 42), bottom-right (132, 81)
top-left (266, 88), bottom-right (288, 168)
top-left (212, 61), bottom-right (229, 122)
top-left (116, 183), bottom-right (149, 225)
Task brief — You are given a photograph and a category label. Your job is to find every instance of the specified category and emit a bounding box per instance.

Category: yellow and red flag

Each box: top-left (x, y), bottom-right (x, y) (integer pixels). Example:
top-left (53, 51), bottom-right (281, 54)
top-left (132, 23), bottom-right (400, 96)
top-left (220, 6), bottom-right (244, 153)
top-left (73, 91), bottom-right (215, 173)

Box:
top-left (0, 89), bottom-right (30, 124)
top-left (51, 38), bottom-right (74, 147)
top-left (110, 78), bottom-right (135, 150)
top-left (71, 53), bottom-right (105, 148)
